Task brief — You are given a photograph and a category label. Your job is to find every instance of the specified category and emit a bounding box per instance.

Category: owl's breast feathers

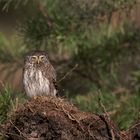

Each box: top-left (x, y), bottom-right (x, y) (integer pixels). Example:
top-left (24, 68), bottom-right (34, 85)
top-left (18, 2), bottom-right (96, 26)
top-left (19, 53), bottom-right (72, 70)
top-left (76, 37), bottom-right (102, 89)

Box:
top-left (23, 66), bottom-right (57, 97)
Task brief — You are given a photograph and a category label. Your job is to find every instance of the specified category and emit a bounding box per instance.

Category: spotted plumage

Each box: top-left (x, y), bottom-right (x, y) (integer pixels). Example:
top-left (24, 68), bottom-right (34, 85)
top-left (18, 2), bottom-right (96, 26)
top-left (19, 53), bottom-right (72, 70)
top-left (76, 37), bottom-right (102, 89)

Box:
top-left (23, 51), bottom-right (57, 97)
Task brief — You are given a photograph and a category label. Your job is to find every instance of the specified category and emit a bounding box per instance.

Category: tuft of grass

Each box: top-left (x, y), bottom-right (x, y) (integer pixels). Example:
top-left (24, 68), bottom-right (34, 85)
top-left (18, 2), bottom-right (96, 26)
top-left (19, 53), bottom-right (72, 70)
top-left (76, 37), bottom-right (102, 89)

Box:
top-left (0, 86), bottom-right (25, 124)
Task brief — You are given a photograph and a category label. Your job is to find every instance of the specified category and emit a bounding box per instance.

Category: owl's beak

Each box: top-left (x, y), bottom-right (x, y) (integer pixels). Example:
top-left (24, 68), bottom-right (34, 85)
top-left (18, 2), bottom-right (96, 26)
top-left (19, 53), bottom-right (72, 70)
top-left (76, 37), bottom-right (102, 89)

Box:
top-left (36, 57), bottom-right (41, 64)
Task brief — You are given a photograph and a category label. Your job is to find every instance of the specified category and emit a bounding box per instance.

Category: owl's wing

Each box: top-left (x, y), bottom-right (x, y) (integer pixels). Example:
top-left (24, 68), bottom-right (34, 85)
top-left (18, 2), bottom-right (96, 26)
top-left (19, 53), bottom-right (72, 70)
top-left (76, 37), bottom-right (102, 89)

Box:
top-left (45, 64), bottom-right (58, 90)
top-left (53, 79), bottom-right (58, 90)
top-left (50, 65), bottom-right (59, 95)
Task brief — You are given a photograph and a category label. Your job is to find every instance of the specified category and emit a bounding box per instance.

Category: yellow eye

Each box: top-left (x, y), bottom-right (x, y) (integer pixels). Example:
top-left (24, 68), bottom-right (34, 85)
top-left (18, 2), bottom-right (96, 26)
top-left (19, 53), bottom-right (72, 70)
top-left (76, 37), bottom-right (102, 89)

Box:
top-left (31, 56), bottom-right (37, 62)
top-left (39, 55), bottom-right (45, 61)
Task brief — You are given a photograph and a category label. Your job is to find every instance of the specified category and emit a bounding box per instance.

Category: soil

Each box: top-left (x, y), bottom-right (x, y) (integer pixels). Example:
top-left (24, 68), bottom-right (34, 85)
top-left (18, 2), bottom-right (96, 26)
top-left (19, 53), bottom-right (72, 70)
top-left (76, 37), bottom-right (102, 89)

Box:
top-left (3, 96), bottom-right (140, 140)
top-left (1, 96), bottom-right (121, 140)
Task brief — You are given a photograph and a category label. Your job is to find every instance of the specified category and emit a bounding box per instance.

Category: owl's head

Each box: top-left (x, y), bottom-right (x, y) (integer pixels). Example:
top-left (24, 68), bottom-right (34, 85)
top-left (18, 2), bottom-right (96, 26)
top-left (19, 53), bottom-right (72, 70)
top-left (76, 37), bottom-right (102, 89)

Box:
top-left (25, 51), bottom-right (49, 66)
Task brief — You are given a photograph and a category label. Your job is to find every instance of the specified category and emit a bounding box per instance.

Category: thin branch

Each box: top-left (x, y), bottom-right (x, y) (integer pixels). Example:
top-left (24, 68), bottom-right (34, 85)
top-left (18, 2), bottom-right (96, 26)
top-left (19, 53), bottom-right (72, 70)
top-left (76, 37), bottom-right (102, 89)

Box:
top-left (58, 64), bottom-right (78, 83)
top-left (98, 90), bottom-right (115, 140)
top-left (9, 120), bottom-right (26, 139)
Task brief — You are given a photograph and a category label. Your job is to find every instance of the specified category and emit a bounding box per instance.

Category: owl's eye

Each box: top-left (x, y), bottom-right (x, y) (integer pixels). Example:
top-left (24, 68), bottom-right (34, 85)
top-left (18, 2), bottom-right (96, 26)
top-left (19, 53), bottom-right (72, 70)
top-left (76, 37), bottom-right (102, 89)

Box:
top-left (31, 56), bottom-right (37, 62)
top-left (39, 55), bottom-right (45, 61)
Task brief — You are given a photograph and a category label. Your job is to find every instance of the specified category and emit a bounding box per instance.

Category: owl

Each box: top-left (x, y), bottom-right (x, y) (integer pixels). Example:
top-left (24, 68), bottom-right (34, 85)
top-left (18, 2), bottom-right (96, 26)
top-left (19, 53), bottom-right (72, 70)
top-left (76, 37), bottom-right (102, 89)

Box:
top-left (23, 51), bottom-right (57, 97)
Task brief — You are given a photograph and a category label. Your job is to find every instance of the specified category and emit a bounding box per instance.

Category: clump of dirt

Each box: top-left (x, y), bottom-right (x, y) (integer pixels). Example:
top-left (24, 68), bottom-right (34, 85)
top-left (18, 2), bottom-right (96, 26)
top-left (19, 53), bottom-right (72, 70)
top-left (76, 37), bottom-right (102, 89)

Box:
top-left (1, 96), bottom-right (120, 140)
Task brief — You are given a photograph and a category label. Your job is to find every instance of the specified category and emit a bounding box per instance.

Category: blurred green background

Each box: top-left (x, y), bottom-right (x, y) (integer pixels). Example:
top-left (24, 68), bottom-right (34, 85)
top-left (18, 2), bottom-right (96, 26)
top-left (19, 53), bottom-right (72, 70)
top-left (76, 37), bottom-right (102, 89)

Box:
top-left (0, 0), bottom-right (140, 130)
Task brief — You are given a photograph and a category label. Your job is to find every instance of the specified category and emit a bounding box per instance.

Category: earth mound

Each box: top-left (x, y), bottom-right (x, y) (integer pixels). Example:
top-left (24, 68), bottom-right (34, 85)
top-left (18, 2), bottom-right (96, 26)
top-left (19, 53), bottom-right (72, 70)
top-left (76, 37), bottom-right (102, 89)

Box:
top-left (1, 96), bottom-right (120, 140)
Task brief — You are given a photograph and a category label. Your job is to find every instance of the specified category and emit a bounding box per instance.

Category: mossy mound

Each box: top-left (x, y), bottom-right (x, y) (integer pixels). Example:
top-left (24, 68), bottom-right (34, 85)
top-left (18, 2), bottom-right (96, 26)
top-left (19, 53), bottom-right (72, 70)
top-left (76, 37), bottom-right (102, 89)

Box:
top-left (1, 96), bottom-right (120, 140)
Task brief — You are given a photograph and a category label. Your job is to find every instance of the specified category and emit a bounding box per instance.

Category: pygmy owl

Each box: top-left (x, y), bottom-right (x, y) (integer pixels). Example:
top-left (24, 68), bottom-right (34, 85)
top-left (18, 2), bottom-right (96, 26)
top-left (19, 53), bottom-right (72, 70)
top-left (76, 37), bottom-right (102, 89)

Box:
top-left (23, 51), bottom-right (57, 97)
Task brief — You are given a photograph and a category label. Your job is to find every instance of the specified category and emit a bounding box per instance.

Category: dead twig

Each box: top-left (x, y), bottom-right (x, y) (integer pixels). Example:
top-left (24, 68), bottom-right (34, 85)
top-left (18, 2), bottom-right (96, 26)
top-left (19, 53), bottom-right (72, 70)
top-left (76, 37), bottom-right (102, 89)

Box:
top-left (98, 90), bottom-right (115, 140)
top-left (9, 120), bottom-right (26, 139)
top-left (61, 105), bottom-right (85, 132)
top-left (58, 64), bottom-right (78, 83)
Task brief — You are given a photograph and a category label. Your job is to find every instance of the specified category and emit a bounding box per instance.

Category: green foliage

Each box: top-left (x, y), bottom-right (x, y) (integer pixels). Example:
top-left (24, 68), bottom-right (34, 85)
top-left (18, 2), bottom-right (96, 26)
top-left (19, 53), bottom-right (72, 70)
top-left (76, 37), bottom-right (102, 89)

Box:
top-left (0, 34), bottom-right (27, 81)
top-left (0, 0), bottom-right (29, 11)
top-left (0, 0), bottom-right (140, 131)
top-left (20, 11), bottom-right (53, 48)
top-left (113, 94), bottom-right (140, 129)
top-left (18, 0), bottom-right (137, 47)
top-left (0, 33), bottom-right (25, 65)
top-left (73, 25), bottom-right (140, 89)
top-left (131, 69), bottom-right (140, 92)
top-left (0, 87), bottom-right (13, 123)
top-left (0, 87), bottom-right (25, 124)
top-left (70, 90), bottom-right (140, 130)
